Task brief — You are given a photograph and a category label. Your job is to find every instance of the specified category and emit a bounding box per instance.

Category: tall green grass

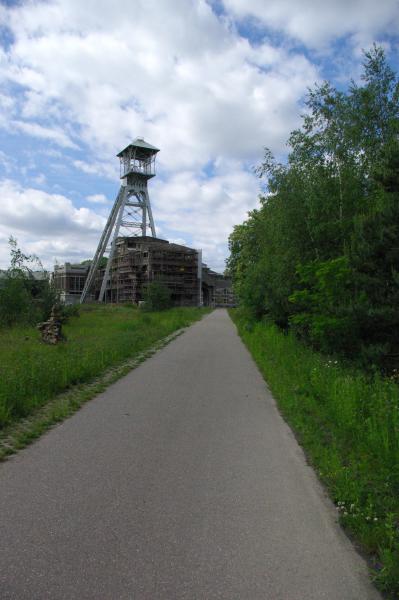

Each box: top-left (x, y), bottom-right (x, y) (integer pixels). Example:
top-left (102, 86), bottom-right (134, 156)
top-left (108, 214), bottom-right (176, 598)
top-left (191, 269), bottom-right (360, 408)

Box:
top-left (230, 309), bottom-right (399, 598)
top-left (0, 304), bottom-right (209, 428)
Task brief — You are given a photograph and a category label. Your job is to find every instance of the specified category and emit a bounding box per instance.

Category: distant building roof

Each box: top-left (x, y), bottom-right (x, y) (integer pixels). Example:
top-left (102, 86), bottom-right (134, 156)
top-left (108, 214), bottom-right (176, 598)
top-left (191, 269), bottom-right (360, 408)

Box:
top-left (53, 263), bottom-right (89, 273)
top-left (0, 269), bottom-right (49, 280)
top-left (116, 236), bottom-right (197, 254)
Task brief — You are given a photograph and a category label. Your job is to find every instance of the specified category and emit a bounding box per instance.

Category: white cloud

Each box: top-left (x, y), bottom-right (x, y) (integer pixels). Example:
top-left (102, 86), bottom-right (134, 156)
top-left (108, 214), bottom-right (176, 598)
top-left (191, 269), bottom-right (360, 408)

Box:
top-left (1, 0), bottom-right (318, 166)
top-left (0, 0), bottom-right (320, 270)
top-left (10, 120), bottom-right (77, 149)
top-left (0, 0), bottom-right (395, 272)
top-left (169, 237), bottom-right (189, 246)
top-left (0, 150), bottom-right (15, 174)
top-left (32, 173), bottom-right (46, 185)
top-left (152, 163), bottom-right (260, 271)
top-left (0, 179), bottom-right (105, 268)
top-left (73, 159), bottom-right (117, 180)
top-left (86, 193), bottom-right (109, 204)
top-left (0, 92), bottom-right (14, 111)
top-left (221, 0), bottom-right (399, 49)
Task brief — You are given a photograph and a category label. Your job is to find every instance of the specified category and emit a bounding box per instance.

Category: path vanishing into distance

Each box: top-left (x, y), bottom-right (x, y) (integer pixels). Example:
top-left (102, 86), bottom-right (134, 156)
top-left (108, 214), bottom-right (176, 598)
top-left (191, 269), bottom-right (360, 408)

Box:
top-left (0, 310), bottom-right (381, 599)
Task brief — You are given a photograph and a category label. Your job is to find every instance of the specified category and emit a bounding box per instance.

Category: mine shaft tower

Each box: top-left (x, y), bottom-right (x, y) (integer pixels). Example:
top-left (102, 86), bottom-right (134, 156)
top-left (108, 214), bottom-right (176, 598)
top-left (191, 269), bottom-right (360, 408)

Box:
top-left (80, 137), bottom-right (159, 303)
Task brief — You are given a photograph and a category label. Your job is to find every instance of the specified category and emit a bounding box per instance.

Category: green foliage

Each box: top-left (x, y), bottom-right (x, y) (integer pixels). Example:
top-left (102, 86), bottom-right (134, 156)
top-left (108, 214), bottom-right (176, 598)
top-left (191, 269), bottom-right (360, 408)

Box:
top-left (227, 45), bottom-right (399, 596)
top-left (289, 257), bottom-right (357, 354)
top-left (142, 281), bottom-right (172, 311)
top-left (80, 257), bottom-right (107, 269)
top-left (228, 46), bottom-right (399, 369)
top-left (0, 304), bottom-right (209, 428)
top-left (59, 303), bottom-right (81, 323)
top-left (231, 308), bottom-right (399, 597)
top-left (0, 237), bottom-right (58, 327)
top-left (0, 276), bottom-right (32, 327)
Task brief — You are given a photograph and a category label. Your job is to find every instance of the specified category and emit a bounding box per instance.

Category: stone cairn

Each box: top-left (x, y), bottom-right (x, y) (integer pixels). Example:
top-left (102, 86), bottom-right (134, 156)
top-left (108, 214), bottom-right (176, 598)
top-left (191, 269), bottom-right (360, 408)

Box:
top-left (37, 305), bottom-right (64, 344)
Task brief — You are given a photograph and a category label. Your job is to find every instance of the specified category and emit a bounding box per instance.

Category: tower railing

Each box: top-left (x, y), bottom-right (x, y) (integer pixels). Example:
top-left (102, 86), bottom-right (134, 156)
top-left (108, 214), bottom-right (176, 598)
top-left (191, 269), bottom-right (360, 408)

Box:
top-left (120, 158), bottom-right (156, 178)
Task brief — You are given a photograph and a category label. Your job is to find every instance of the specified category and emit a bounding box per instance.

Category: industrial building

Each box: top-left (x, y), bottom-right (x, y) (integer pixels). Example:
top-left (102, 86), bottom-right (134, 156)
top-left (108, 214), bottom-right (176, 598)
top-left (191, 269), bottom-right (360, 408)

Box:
top-left (52, 137), bottom-right (235, 307)
top-left (53, 263), bottom-right (89, 305)
top-left (52, 255), bottom-right (236, 307)
top-left (96, 236), bottom-right (200, 305)
top-left (202, 266), bottom-right (235, 307)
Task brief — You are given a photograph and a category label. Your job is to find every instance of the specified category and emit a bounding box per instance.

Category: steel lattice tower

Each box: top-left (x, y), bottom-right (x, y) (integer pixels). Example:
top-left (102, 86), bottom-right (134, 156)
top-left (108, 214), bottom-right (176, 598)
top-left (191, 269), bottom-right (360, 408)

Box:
top-left (80, 137), bottom-right (159, 303)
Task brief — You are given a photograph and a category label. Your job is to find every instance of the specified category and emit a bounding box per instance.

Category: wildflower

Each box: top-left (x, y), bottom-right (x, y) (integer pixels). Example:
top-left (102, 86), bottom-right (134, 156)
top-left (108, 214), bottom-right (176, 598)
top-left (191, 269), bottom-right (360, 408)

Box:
top-left (374, 517), bottom-right (378, 522)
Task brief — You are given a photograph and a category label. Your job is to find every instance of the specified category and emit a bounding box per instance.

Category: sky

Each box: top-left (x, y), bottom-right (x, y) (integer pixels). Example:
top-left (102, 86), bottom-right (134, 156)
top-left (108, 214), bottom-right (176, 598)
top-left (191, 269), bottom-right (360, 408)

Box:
top-left (0, 0), bottom-right (398, 272)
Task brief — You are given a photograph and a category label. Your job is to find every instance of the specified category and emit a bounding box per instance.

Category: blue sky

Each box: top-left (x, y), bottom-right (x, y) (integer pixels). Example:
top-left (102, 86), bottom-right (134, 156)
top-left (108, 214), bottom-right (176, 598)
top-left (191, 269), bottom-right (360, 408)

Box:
top-left (0, 0), bottom-right (398, 271)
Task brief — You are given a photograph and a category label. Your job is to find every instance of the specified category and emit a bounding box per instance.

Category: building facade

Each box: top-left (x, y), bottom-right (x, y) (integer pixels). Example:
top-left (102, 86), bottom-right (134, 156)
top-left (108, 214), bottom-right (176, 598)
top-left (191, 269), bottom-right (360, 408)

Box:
top-left (53, 263), bottom-right (89, 305)
top-left (53, 238), bottom-right (235, 307)
top-left (202, 265), bottom-right (236, 307)
top-left (97, 236), bottom-right (200, 306)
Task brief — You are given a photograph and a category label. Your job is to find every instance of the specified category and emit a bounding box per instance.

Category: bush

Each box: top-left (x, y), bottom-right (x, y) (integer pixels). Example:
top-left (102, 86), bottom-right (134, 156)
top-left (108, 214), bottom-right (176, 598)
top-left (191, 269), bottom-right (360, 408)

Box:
top-left (59, 303), bottom-right (80, 322)
top-left (228, 47), bottom-right (399, 372)
top-left (289, 257), bottom-right (359, 355)
top-left (0, 238), bottom-right (58, 328)
top-left (0, 276), bottom-right (32, 326)
top-left (142, 282), bottom-right (172, 311)
top-left (231, 308), bottom-right (399, 597)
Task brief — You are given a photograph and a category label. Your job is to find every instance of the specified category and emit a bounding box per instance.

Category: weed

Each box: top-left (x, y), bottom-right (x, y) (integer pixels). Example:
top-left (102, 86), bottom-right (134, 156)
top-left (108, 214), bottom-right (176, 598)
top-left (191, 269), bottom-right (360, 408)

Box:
top-left (0, 304), bottom-right (210, 430)
top-left (230, 308), bottom-right (399, 598)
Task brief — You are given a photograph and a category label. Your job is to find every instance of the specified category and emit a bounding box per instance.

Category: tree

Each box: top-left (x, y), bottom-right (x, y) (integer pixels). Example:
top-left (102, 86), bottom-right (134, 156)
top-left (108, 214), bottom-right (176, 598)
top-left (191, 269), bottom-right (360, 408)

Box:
top-left (142, 281), bottom-right (172, 311)
top-left (0, 238), bottom-right (58, 327)
top-left (228, 46), bottom-right (399, 368)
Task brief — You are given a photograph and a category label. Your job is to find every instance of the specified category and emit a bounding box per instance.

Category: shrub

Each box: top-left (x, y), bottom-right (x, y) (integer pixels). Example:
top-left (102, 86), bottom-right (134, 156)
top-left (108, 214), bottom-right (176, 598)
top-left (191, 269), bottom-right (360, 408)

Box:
top-left (142, 282), bottom-right (172, 311)
top-left (0, 237), bottom-right (58, 327)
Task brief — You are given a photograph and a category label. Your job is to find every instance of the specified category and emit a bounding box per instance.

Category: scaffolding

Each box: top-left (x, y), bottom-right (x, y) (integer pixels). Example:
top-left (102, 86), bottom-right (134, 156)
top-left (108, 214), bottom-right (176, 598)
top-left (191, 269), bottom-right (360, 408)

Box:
top-left (97, 237), bottom-right (199, 306)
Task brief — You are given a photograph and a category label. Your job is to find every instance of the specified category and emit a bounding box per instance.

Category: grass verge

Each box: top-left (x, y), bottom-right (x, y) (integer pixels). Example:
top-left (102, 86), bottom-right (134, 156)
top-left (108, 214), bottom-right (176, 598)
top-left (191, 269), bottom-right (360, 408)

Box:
top-left (230, 308), bottom-right (399, 599)
top-left (0, 304), bottom-right (210, 457)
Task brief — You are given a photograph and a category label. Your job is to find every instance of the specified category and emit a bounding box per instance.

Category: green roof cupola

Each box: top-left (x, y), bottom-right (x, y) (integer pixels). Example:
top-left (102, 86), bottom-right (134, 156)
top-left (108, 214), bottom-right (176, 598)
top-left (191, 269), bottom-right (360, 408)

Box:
top-left (117, 137), bottom-right (160, 180)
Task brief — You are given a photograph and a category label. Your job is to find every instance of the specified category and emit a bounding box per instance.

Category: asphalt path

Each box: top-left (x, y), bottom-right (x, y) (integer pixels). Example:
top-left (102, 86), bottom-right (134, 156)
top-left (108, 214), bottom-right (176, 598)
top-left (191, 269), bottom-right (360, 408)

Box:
top-left (0, 309), bottom-right (381, 599)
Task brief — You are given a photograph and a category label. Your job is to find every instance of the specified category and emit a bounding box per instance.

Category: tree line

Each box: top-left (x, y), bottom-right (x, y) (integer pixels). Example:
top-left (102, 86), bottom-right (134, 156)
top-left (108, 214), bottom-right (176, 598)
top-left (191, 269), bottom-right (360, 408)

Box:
top-left (227, 46), bottom-right (399, 370)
